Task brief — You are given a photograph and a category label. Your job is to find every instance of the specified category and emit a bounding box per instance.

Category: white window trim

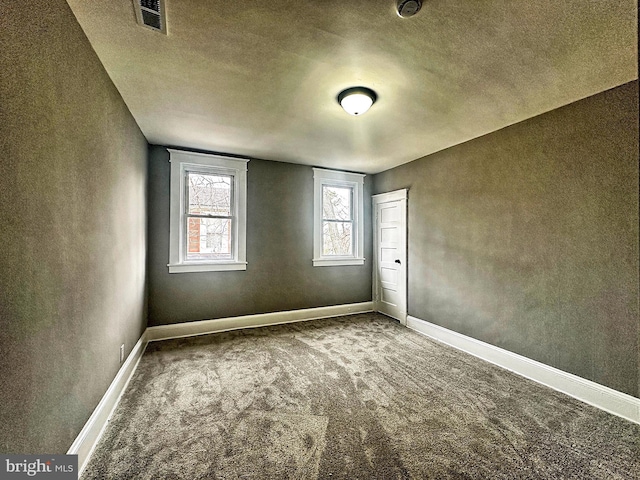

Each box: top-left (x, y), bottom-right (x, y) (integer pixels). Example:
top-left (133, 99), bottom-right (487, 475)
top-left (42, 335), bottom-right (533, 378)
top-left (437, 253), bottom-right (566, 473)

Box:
top-left (313, 168), bottom-right (365, 267)
top-left (168, 149), bottom-right (249, 273)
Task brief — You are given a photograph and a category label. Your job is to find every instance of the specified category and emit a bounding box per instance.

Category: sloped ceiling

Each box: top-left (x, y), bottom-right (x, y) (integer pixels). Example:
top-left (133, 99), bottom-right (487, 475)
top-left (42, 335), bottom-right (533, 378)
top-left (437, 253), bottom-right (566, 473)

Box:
top-left (66, 0), bottom-right (637, 173)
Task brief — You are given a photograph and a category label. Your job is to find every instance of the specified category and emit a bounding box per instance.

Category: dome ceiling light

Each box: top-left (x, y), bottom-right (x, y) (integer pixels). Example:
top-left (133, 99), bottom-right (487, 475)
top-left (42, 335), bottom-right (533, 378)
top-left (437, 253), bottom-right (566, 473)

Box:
top-left (337, 87), bottom-right (377, 116)
top-left (396, 0), bottom-right (422, 18)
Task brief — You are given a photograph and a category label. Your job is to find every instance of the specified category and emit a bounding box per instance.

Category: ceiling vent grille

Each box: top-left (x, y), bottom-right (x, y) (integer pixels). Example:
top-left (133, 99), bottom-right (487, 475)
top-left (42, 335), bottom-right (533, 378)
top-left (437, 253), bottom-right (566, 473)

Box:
top-left (134, 0), bottom-right (167, 34)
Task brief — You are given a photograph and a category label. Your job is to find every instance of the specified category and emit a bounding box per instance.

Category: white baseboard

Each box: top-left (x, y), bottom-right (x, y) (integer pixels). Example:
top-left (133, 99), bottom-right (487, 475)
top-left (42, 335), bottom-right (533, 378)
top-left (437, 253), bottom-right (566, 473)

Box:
top-left (406, 315), bottom-right (640, 425)
top-left (67, 334), bottom-right (148, 475)
top-left (146, 302), bottom-right (374, 342)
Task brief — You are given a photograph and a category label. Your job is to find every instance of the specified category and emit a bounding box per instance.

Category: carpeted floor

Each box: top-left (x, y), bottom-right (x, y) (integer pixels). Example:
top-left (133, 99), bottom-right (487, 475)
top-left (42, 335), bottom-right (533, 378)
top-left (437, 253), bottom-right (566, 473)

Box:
top-left (82, 313), bottom-right (640, 479)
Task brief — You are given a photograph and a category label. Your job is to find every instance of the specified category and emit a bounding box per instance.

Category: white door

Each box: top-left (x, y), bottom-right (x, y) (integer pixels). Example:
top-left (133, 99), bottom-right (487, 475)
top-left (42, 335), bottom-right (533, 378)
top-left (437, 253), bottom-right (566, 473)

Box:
top-left (373, 189), bottom-right (407, 324)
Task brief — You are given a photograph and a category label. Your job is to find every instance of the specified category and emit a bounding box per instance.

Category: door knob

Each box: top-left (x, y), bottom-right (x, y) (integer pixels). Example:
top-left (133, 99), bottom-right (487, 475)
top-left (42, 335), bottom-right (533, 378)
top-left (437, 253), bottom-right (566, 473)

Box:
top-left (394, 259), bottom-right (401, 264)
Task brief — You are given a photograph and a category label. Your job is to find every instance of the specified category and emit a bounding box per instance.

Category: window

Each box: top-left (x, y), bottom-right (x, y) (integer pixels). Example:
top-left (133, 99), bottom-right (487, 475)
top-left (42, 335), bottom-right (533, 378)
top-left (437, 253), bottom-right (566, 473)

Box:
top-left (168, 149), bottom-right (248, 273)
top-left (313, 168), bottom-right (365, 266)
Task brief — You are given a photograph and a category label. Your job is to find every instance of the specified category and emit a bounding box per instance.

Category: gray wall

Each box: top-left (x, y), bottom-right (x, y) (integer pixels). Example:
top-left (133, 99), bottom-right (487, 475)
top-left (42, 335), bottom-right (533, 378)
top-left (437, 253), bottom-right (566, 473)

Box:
top-left (148, 146), bottom-right (373, 326)
top-left (374, 81), bottom-right (639, 397)
top-left (0, 1), bottom-right (148, 453)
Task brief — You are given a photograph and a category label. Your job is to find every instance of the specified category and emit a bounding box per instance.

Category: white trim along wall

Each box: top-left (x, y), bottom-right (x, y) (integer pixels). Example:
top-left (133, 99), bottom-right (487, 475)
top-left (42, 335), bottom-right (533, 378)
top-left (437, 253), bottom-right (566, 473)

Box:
top-left (70, 305), bottom-right (640, 476)
top-left (67, 335), bottom-right (148, 475)
top-left (406, 315), bottom-right (640, 425)
top-left (146, 302), bottom-right (373, 341)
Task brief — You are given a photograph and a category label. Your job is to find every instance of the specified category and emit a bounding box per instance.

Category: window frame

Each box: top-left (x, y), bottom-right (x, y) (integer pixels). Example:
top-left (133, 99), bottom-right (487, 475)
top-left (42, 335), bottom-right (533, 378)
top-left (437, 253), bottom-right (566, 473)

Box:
top-left (168, 149), bottom-right (248, 273)
top-left (184, 170), bottom-right (234, 261)
top-left (313, 168), bottom-right (365, 267)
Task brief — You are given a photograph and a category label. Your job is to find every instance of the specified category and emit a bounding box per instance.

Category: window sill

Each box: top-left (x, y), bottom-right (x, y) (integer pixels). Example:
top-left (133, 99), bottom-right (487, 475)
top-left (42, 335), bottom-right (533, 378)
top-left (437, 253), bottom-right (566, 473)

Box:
top-left (168, 262), bottom-right (247, 273)
top-left (312, 257), bottom-right (365, 267)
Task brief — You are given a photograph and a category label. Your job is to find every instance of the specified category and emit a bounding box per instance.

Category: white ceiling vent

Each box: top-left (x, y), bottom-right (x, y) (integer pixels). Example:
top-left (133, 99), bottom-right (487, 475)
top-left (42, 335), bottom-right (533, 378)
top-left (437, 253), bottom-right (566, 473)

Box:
top-left (134, 0), bottom-right (167, 34)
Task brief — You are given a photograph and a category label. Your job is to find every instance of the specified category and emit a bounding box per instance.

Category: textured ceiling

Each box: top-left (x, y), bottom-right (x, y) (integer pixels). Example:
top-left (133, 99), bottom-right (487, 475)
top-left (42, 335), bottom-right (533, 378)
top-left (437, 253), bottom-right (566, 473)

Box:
top-left (66, 0), bottom-right (638, 174)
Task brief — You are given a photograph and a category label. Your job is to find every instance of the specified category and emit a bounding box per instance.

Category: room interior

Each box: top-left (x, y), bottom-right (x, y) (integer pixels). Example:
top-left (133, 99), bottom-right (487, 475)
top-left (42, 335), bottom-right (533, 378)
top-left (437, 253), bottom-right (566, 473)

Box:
top-left (1, 0), bottom-right (638, 476)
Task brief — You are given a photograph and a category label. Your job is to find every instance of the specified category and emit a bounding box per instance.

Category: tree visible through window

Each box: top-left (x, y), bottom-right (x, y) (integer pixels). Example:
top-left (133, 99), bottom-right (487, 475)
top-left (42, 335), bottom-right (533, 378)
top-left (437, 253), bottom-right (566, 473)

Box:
top-left (322, 185), bottom-right (353, 256)
top-left (312, 167), bottom-right (364, 267)
top-left (169, 149), bottom-right (248, 273)
top-left (186, 172), bottom-right (233, 260)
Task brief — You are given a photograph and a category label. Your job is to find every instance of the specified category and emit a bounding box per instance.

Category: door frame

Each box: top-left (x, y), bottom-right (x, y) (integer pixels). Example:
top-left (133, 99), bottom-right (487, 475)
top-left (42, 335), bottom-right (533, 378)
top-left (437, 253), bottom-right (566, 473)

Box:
top-left (372, 188), bottom-right (408, 325)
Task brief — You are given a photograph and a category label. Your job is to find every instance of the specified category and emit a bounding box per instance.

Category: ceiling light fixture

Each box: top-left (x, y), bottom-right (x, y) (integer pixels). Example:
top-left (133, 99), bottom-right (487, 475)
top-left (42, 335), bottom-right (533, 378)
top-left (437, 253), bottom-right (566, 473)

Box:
top-left (396, 0), bottom-right (422, 18)
top-left (337, 87), bottom-right (377, 116)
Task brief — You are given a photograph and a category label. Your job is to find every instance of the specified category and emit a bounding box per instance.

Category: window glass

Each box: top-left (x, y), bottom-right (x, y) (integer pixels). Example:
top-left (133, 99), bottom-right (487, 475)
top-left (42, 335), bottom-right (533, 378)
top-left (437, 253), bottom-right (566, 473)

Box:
top-left (322, 221), bottom-right (352, 256)
top-left (322, 185), bottom-right (353, 256)
top-left (322, 185), bottom-right (352, 221)
top-left (186, 172), bottom-right (233, 261)
top-left (187, 173), bottom-right (231, 216)
top-left (187, 218), bottom-right (232, 260)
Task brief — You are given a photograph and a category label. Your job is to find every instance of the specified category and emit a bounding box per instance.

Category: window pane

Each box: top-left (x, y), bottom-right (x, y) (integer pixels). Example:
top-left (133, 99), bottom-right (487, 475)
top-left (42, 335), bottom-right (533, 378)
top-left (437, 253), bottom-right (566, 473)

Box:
top-left (323, 221), bottom-right (352, 256)
top-left (323, 185), bottom-right (352, 221)
top-left (187, 217), bottom-right (232, 260)
top-left (188, 173), bottom-right (231, 216)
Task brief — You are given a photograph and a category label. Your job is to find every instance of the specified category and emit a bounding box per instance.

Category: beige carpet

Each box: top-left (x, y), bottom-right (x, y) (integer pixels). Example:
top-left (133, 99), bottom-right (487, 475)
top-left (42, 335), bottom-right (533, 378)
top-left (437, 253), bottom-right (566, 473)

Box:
top-left (82, 313), bottom-right (640, 479)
